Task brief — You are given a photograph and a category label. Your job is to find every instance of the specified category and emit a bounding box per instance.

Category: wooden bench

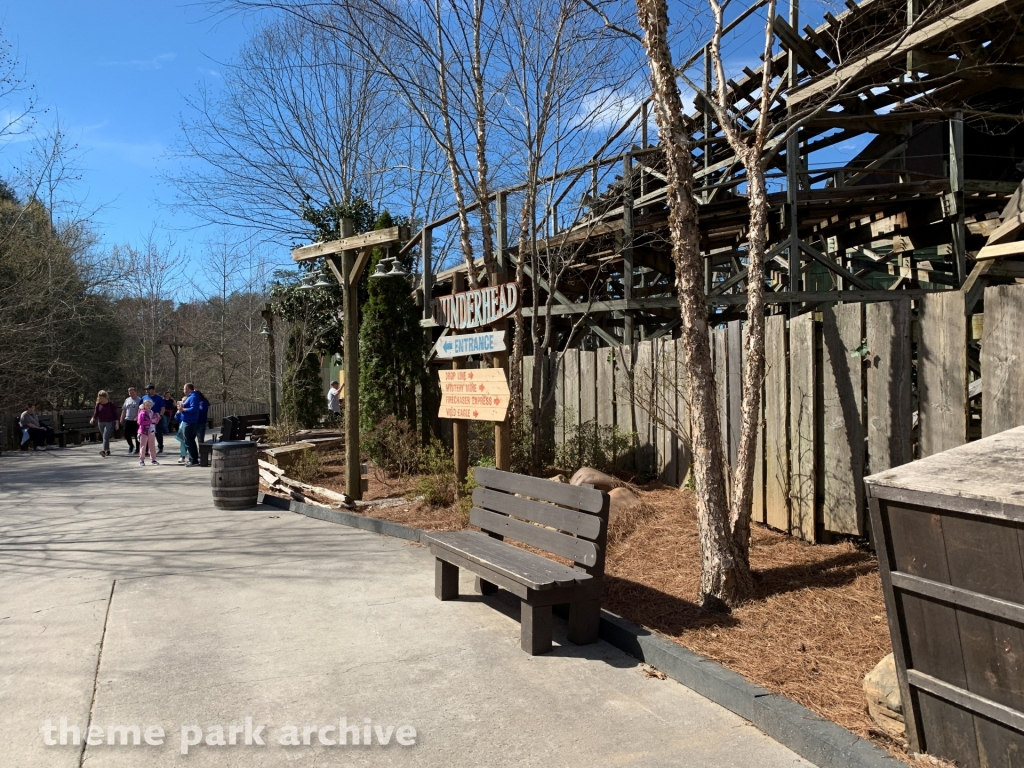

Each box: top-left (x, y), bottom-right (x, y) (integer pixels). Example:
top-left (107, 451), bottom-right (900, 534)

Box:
top-left (222, 413), bottom-right (270, 441)
top-left (424, 467), bottom-right (609, 655)
top-left (21, 414), bottom-right (67, 449)
top-left (61, 410), bottom-right (100, 444)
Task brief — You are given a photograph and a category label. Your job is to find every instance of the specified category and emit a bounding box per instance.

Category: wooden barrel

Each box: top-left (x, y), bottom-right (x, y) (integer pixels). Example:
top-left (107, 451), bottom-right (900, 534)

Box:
top-left (210, 441), bottom-right (258, 509)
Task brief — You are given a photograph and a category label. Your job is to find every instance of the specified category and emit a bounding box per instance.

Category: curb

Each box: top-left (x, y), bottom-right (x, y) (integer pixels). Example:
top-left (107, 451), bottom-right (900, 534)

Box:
top-left (259, 492), bottom-right (900, 768)
top-left (259, 492), bottom-right (423, 543)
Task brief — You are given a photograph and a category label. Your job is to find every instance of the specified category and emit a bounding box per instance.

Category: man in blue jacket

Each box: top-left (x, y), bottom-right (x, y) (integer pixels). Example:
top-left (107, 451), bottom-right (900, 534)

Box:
top-left (178, 383), bottom-right (201, 466)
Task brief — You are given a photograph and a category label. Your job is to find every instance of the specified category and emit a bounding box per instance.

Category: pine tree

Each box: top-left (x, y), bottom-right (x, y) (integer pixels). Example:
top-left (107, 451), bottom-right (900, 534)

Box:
top-left (358, 211), bottom-right (423, 433)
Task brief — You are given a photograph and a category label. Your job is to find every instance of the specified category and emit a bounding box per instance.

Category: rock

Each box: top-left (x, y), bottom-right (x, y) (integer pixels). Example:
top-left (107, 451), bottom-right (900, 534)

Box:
top-left (607, 486), bottom-right (642, 524)
top-left (569, 467), bottom-right (622, 492)
top-left (548, 474), bottom-right (569, 483)
top-left (864, 653), bottom-right (905, 738)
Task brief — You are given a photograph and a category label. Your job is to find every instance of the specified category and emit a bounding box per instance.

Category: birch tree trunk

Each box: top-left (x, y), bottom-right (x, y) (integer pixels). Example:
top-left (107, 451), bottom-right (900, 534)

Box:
top-left (635, 0), bottom-right (748, 609)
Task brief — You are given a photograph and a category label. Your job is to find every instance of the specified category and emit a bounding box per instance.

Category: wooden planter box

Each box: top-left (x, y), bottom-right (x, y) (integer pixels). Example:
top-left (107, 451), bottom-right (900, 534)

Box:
top-left (865, 426), bottom-right (1024, 766)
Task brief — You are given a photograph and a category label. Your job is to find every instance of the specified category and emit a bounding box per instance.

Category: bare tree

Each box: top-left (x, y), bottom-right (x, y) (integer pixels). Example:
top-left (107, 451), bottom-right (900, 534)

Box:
top-left (636, 0), bottom-right (748, 608)
top-left (494, 0), bottom-right (645, 468)
top-left (171, 12), bottom-right (399, 242)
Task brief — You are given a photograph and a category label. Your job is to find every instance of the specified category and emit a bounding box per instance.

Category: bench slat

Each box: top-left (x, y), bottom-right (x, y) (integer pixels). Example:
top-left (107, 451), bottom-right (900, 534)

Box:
top-left (427, 530), bottom-right (591, 590)
top-left (474, 466), bottom-right (605, 513)
top-left (473, 487), bottom-right (602, 540)
top-left (469, 508), bottom-right (599, 567)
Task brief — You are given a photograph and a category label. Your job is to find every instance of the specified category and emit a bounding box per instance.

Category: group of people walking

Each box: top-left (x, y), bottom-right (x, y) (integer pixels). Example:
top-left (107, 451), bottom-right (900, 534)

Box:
top-left (16, 383), bottom-right (211, 466)
top-left (107, 383), bottom-right (209, 466)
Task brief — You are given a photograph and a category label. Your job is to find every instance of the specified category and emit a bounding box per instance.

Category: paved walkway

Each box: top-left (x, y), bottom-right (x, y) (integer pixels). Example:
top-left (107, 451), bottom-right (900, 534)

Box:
top-left (0, 447), bottom-right (814, 767)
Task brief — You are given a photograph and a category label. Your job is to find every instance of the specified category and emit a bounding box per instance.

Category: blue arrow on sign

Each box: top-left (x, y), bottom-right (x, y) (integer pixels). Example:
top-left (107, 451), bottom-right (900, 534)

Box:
top-left (434, 330), bottom-right (507, 359)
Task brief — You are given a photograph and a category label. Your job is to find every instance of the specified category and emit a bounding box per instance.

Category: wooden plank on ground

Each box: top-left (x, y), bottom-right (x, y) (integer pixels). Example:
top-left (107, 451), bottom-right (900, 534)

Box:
top-left (789, 313), bottom-right (817, 542)
top-left (634, 340), bottom-right (655, 476)
top-left (744, 323), bottom-right (766, 524)
top-left (918, 291), bottom-right (967, 456)
top-left (981, 284), bottom-right (1024, 436)
top-left (765, 315), bottom-right (789, 532)
top-left (727, 320), bottom-right (743, 470)
top-left (615, 345), bottom-right (635, 470)
top-left (865, 300), bottom-right (912, 474)
top-left (822, 303), bottom-right (865, 536)
top-left (674, 337), bottom-right (691, 484)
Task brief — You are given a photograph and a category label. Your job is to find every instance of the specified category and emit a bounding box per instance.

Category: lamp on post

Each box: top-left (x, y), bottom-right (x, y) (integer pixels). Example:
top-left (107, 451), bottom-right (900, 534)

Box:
top-left (167, 341), bottom-right (189, 394)
top-left (260, 305), bottom-right (279, 424)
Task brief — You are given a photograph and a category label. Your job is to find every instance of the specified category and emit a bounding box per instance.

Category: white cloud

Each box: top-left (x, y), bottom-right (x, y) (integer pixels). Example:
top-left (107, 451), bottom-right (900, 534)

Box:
top-left (98, 53), bottom-right (176, 71)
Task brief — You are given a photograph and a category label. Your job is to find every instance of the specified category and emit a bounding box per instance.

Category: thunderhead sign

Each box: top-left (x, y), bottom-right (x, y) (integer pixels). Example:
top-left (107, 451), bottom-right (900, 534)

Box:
top-left (432, 282), bottom-right (519, 330)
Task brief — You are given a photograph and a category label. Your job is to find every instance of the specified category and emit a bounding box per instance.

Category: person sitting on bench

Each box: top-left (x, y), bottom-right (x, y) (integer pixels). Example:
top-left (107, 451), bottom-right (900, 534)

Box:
top-left (20, 404), bottom-right (54, 451)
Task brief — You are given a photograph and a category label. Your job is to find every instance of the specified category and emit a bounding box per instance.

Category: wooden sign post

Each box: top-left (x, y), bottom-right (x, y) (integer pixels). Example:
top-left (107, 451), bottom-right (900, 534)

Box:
top-left (291, 221), bottom-right (409, 501)
top-left (433, 277), bottom-right (519, 471)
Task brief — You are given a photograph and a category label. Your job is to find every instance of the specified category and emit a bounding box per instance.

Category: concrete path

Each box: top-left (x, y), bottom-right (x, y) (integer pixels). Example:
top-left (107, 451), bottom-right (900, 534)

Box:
top-left (0, 447), bottom-right (815, 767)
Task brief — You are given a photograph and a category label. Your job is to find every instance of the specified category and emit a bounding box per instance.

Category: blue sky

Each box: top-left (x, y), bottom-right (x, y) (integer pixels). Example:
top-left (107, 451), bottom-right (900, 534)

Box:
top-left (0, 2), bottom-right (258, 257)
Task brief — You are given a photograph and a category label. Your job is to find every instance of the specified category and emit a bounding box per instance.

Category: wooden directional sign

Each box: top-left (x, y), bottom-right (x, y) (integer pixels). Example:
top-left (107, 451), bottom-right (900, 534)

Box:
top-left (433, 331), bottom-right (507, 360)
top-left (438, 368), bottom-right (510, 421)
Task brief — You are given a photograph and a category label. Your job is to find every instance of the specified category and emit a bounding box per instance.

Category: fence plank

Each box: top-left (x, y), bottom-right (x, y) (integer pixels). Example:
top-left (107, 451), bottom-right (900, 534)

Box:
top-left (675, 338), bottom-right (691, 484)
top-left (743, 324), bottom-right (766, 524)
top-left (789, 313), bottom-right (816, 542)
top-left (634, 341), bottom-right (655, 475)
top-left (523, 355), bottom-right (534, 417)
top-left (579, 350), bottom-right (597, 429)
top-left (822, 304), bottom-right (865, 536)
top-left (866, 300), bottom-right (912, 474)
top-left (614, 345), bottom-right (635, 470)
top-left (728, 320), bottom-right (743, 469)
top-left (660, 338), bottom-right (679, 484)
top-left (562, 348), bottom-right (580, 446)
top-left (765, 315), bottom-right (790, 532)
top-left (554, 351), bottom-right (565, 446)
top-left (919, 291), bottom-right (968, 456)
top-left (981, 284), bottom-right (1024, 436)
top-left (714, 327), bottom-right (729, 474)
top-left (596, 349), bottom-right (615, 433)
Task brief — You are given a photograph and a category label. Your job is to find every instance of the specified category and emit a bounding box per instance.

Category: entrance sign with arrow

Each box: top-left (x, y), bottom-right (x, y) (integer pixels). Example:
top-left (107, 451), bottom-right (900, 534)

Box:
top-left (433, 331), bottom-right (507, 360)
top-left (438, 368), bottom-right (510, 421)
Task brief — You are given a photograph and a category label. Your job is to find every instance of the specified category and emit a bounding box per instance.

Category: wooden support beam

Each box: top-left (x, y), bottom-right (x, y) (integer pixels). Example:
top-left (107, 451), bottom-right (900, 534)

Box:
top-left (292, 225), bottom-right (409, 262)
top-left (788, 0), bottom-right (1016, 107)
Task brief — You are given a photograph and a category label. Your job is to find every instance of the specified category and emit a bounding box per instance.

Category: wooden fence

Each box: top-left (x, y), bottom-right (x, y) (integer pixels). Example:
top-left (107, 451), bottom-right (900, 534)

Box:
top-left (544, 284), bottom-right (1024, 543)
top-left (207, 402), bottom-right (270, 427)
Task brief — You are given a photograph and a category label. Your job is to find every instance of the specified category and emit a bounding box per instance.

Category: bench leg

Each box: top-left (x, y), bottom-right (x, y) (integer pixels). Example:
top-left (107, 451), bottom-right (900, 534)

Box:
top-left (567, 598), bottom-right (602, 645)
top-left (475, 577), bottom-right (498, 596)
top-left (521, 603), bottom-right (552, 655)
top-left (435, 558), bottom-right (459, 601)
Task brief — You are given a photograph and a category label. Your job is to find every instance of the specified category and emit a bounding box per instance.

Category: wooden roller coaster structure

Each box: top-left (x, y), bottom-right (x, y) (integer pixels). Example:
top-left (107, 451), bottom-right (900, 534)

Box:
top-left (409, 0), bottom-right (1024, 350)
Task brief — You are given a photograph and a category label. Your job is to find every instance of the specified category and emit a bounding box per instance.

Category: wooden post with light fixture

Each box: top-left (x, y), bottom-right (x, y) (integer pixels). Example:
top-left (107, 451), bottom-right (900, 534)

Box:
top-left (292, 220), bottom-right (410, 501)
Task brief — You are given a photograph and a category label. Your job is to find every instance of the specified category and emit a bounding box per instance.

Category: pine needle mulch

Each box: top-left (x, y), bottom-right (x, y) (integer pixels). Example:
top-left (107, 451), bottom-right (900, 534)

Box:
top-left (605, 486), bottom-right (905, 757)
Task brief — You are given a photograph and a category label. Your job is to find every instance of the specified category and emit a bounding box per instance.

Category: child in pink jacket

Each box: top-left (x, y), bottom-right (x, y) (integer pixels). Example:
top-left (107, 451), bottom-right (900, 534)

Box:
top-left (137, 400), bottom-right (160, 466)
